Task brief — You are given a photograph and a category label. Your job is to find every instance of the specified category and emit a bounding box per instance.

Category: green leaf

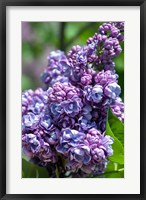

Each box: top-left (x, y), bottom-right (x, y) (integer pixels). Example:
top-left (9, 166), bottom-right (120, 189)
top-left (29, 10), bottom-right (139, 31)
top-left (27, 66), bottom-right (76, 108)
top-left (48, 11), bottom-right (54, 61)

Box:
top-left (22, 158), bottom-right (48, 178)
top-left (108, 108), bottom-right (124, 146)
top-left (93, 161), bottom-right (124, 178)
top-left (98, 170), bottom-right (124, 178)
top-left (106, 109), bottom-right (124, 165)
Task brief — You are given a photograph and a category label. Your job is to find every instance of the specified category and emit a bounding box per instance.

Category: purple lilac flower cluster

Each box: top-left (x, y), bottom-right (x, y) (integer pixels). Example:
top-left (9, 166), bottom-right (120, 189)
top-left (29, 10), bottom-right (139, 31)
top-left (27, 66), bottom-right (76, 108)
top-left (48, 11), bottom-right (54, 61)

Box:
top-left (22, 22), bottom-right (124, 177)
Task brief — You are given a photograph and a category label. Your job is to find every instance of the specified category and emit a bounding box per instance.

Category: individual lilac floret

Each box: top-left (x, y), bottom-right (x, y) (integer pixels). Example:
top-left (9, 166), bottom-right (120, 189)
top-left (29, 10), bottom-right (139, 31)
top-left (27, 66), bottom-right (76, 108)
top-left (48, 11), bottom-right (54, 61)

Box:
top-left (56, 128), bottom-right (85, 155)
top-left (61, 98), bottom-right (83, 116)
top-left (40, 112), bottom-right (53, 132)
top-left (41, 50), bottom-right (71, 87)
top-left (44, 127), bottom-right (60, 145)
top-left (110, 97), bottom-right (124, 122)
top-left (78, 116), bottom-right (97, 131)
top-left (84, 128), bottom-right (113, 174)
top-left (48, 82), bottom-right (81, 103)
top-left (104, 82), bottom-right (121, 99)
top-left (84, 85), bottom-right (103, 104)
top-left (85, 128), bottom-right (113, 157)
top-left (22, 112), bottom-right (40, 132)
top-left (50, 103), bottom-right (63, 119)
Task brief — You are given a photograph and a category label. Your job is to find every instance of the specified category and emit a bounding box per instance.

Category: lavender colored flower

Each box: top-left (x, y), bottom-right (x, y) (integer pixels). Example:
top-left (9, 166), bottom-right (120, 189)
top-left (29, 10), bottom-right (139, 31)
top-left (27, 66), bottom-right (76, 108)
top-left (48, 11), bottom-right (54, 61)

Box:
top-left (50, 103), bottom-right (63, 116)
top-left (48, 82), bottom-right (81, 103)
top-left (98, 22), bottom-right (124, 41)
top-left (100, 59), bottom-right (116, 72)
top-left (66, 128), bottom-right (114, 174)
top-left (61, 98), bottom-right (83, 116)
top-left (41, 50), bottom-right (71, 87)
top-left (22, 133), bottom-right (41, 157)
top-left (22, 132), bottom-right (57, 165)
top-left (78, 116), bottom-right (97, 131)
top-left (22, 112), bottom-right (40, 131)
top-left (45, 127), bottom-right (60, 145)
top-left (22, 88), bottom-right (48, 115)
top-left (37, 140), bottom-right (57, 164)
top-left (102, 37), bottom-right (122, 60)
top-left (67, 145), bottom-right (91, 171)
top-left (104, 82), bottom-right (121, 99)
top-left (81, 73), bottom-right (92, 86)
top-left (40, 113), bottom-right (52, 131)
top-left (86, 33), bottom-right (107, 64)
top-left (68, 45), bottom-right (87, 68)
top-left (82, 104), bottom-right (92, 120)
top-left (110, 97), bottom-right (124, 122)
top-left (94, 70), bottom-right (118, 86)
top-left (84, 84), bottom-right (103, 103)
top-left (56, 129), bottom-right (85, 155)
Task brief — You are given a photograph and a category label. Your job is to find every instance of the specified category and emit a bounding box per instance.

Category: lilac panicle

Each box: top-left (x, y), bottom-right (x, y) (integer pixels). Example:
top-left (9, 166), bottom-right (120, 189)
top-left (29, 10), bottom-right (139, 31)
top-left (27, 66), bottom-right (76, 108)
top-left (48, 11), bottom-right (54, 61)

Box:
top-left (22, 21), bottom-right (124, 177)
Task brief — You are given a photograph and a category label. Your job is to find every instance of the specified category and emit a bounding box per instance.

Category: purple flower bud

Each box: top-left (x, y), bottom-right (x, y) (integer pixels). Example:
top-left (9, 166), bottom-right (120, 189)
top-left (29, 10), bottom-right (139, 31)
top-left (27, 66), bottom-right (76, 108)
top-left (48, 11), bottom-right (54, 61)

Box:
top-left (81, 73), bottom-right (92, 86)
top-left (95, 70), bottom-right (118, 86)
top-left (48, 82), bottom-right (81, 103)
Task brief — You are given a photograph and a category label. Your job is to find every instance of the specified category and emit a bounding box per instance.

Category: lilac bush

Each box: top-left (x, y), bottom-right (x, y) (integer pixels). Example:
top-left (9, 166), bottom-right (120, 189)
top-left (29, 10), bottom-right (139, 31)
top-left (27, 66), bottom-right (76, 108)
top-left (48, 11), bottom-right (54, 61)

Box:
top-left (22, 22), bottom-right (124, 177)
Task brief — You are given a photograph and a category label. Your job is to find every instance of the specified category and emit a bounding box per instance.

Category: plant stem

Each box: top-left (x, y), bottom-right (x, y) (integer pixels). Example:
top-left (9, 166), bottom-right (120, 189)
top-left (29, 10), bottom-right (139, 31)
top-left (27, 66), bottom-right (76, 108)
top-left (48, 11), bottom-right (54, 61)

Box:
top-left (60, 22), bottom-right (66, 51)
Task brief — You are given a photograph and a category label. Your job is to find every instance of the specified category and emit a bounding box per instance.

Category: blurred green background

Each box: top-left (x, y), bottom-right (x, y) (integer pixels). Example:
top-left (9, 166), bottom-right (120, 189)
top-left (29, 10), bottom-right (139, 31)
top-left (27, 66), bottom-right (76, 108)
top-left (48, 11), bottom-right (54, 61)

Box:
top-left (22, 22), bottom-right (124, 100)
